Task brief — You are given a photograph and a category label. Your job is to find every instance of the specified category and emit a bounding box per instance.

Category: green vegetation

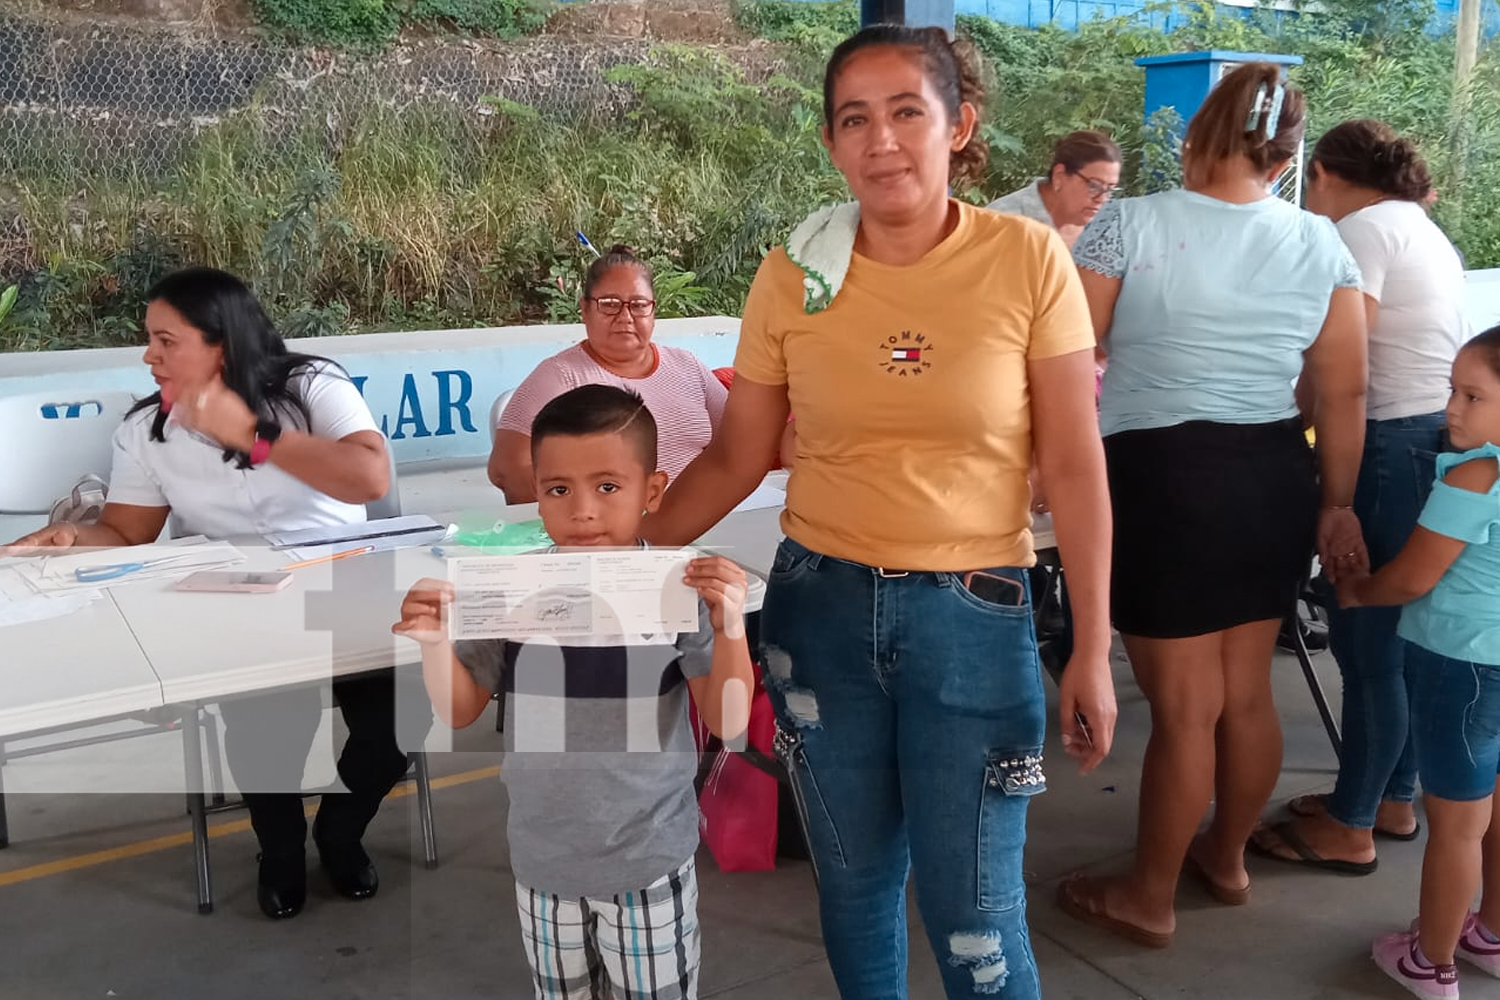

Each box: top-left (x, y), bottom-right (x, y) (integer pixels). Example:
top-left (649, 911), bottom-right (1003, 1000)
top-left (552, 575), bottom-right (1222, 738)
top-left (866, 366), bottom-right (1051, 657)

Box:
top-left (962, 0), bottom-right (1500, 261)
top-left (0, 44), bottom-right (841, 349)
top-left (250, 0), bottom-right (549, 47)
top-left (2, 0), bottom-right (1497, 351)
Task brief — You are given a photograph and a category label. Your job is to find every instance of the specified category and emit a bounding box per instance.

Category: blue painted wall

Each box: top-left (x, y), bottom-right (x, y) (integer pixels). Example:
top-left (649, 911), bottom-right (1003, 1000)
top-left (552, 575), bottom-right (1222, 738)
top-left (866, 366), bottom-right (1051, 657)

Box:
top-left (831, 0), bottom-right (1475, 34)
top-left (0, 319), bottom-right (741, 465)
top-left (7, 274), bottom-right (1500, 465)
top-left (956, 0), bottom-right (1183, 29)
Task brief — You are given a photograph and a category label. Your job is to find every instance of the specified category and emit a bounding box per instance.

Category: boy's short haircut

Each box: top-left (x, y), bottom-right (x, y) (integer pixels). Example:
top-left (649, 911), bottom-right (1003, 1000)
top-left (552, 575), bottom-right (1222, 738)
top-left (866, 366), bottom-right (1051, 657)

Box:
top-left (530, 384), bottom-right (659, 471)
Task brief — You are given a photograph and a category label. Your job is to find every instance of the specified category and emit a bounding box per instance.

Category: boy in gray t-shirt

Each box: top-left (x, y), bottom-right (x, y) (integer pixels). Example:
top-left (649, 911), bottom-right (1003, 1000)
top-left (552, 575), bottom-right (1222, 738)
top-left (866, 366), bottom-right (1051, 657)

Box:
top-left (395, 385), bottom-right (754, 1000)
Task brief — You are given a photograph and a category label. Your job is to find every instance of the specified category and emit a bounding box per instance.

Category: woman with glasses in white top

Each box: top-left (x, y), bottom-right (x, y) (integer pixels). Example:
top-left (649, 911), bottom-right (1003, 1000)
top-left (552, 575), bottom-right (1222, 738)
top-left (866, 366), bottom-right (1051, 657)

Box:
top-left (988, 130), bottom-right (1122, 249)
top-left (995, 132), bottom-right (1121, 514)
top-left (487, 245), bottom-right (728, 503)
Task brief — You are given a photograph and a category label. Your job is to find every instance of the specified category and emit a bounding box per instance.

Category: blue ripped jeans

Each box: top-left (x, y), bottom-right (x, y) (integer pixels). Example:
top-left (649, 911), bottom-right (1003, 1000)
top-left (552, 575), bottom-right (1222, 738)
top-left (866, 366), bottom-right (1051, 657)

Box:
top-left (1323, 414), bottom-right (1444, 829)
top-left (760, 538), bottom-right (1047, 1000)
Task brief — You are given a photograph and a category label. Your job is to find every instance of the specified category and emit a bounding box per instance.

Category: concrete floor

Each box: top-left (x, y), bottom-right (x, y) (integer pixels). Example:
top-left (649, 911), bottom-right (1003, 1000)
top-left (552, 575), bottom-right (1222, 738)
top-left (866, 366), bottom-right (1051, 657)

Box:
top-left (0, 463), bottom-right (1435, 999)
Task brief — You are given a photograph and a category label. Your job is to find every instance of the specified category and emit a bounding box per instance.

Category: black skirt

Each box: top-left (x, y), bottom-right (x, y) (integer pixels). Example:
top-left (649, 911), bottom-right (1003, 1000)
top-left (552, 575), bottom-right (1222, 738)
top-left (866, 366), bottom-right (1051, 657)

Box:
top-left (1104, 418), bottom-right (1318, 639)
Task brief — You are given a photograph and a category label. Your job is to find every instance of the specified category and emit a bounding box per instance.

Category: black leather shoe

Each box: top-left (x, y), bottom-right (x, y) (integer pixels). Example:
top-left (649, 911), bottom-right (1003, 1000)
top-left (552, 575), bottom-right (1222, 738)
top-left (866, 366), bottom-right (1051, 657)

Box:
top-left (256, 853), bottom-right (306, 920)
top-left (317, 841), bottom-right (379, 900)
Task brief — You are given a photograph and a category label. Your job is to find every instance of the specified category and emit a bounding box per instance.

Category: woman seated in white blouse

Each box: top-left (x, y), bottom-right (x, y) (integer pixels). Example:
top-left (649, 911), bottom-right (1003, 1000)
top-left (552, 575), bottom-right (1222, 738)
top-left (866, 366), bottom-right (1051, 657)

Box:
top-left (6, 267), bottom-right (431, 921)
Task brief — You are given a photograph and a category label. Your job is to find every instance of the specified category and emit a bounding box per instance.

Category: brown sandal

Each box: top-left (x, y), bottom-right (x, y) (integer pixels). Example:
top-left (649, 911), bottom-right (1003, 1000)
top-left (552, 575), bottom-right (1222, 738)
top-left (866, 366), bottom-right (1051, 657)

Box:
top-left (1056, 875), bottom-right (1173, 949)
top-left (1248, 820), bottom-right (1379, 876)
top-left (1182, 850), bottom-right (1250, 906)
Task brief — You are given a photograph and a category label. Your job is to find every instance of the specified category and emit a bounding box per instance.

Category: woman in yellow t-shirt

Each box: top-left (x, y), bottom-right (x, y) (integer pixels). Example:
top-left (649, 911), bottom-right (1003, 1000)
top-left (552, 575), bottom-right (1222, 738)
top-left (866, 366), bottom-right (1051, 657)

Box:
top-left (644, 25), bottom-right (1113, 1000)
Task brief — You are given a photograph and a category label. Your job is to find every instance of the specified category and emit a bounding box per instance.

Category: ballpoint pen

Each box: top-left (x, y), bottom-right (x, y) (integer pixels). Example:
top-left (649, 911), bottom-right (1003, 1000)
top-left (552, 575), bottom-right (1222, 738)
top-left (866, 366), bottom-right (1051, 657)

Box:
top-left (72, 552), bottom-right (208, 584)
top-left (575, 231), bottom-right (601, 259)
top-left (281, 545), bottom-right (376, 571)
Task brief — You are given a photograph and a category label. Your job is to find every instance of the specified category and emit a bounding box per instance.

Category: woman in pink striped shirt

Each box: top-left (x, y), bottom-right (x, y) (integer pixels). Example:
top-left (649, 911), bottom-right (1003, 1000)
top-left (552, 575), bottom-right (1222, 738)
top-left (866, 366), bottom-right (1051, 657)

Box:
top-left (488, 246), bottom-right (729, 503)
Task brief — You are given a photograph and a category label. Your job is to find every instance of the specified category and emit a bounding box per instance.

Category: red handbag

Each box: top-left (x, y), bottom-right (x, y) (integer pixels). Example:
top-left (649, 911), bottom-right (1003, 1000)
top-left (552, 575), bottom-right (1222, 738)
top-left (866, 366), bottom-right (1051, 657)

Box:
top-left (697, 687), bottom-right (780, 872)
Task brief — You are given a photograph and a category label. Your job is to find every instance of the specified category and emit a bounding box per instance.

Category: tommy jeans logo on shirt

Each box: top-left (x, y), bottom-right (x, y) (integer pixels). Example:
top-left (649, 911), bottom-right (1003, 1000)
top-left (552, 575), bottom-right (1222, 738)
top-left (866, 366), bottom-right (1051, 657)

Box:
top-left (877, 331), bottom-right (935, 377)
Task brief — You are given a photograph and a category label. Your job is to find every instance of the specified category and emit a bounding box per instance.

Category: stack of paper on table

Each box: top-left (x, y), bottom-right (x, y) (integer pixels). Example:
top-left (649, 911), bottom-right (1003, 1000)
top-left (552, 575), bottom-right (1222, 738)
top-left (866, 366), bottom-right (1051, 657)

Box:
top-left (264, 515), bottom-right (450, 560)
top-left (12, 539), bottom-right (244, 595)
top-left (0, 564), bottom-right (101, 627)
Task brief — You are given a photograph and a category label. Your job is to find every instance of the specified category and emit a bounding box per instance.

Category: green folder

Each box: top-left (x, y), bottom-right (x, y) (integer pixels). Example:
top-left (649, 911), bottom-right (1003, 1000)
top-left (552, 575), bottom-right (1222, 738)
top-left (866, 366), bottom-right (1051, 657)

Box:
top-left (448, 513), bottom-right (553, 554)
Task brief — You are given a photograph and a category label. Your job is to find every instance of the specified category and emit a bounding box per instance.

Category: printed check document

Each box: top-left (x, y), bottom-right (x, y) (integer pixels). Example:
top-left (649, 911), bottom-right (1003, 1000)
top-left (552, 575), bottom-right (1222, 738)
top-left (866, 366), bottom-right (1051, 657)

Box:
top-left (447, 548), bottom-right (700, 640)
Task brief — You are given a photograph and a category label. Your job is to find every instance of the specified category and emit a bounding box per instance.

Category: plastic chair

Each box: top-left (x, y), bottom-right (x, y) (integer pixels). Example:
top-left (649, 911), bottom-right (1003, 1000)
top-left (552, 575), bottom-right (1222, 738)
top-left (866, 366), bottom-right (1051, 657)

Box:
top-left (1287, 572), bottom-right (1343, 760)
top-left (366, 444), bottom-right (402, 521)
top-left (179, 444), bottom-right (441, 913)
top-left (359, 451), bottom-right (438, 868)
top-left (367, 447), bottom-right (437, 839)
top-left (0, 389), bottom-right (137, 512)
top-left (0, 388), bottom-right (227, 851)
top-left (488, 389), bottom-right (514, 433)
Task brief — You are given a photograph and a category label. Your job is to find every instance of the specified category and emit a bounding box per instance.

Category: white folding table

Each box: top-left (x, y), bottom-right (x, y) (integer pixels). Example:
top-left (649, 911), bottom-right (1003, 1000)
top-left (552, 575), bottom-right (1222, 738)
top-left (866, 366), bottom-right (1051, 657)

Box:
top-left (107, 544), bottom-right (447, 913)
top-left (0, 597), bottom-right (169, 849)
top-left (0, 488), bottom-right (1060, 910)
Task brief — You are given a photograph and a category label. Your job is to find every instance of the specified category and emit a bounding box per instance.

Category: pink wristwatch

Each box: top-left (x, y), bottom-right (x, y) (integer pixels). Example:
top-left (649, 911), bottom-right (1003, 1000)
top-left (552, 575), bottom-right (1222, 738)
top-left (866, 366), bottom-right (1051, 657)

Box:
top-left (249, 419), bottom-right (282, 466)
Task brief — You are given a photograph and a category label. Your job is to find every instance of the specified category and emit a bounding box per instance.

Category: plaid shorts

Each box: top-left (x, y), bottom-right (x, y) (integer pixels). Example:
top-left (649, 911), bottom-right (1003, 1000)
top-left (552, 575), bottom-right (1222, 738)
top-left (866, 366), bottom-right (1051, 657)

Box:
top-left (514, 859), bottom-right (700, 1000)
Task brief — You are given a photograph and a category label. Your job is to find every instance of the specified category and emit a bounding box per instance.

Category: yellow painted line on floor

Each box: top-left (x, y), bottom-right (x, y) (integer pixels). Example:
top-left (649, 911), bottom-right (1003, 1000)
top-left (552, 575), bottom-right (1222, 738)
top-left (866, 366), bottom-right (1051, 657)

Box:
top-left (0, 764), bottom-right (500, 890)
top-left (412, 764), bottom-right (501, 793)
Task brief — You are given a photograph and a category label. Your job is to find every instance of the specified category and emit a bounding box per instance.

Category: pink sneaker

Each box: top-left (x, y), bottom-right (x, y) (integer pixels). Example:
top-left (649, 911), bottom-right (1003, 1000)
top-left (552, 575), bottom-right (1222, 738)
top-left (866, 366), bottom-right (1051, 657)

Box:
top-left (1372, 930), bottom-right (1459, 999)
top-left (1458, 913), bottom-right (1500, 978)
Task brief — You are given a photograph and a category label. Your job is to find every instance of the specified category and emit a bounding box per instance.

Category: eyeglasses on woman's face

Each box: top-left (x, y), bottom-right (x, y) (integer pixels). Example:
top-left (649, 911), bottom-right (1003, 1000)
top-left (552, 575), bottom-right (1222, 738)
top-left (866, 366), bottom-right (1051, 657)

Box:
top-left (1071, 170), bottom-right (1121, 201)
top-left (586, 296), bottom-right (657, 318)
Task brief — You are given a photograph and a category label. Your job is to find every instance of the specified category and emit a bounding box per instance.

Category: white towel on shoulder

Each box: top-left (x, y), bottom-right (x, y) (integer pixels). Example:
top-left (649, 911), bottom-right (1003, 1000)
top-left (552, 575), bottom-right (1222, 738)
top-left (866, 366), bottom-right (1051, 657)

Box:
top-left (785, 202), bottom-right (860, 314)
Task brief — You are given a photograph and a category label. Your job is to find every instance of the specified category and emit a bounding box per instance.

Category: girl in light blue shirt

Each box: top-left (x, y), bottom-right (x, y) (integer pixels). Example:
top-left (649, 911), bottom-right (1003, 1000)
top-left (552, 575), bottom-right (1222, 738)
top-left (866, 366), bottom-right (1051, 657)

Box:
top-left (1339, 325), bottom-right (1500, 999)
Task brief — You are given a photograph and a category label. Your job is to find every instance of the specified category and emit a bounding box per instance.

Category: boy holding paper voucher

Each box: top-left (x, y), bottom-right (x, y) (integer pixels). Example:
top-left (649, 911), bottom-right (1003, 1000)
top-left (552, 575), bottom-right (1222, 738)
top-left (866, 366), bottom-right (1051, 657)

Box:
top-left (394, 385), bottom-right (754, 1000)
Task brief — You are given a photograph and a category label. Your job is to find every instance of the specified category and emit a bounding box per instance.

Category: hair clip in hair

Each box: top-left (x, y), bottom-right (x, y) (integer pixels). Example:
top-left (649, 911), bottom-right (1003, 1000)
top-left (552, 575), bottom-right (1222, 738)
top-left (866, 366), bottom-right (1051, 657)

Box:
top-left (1244, 82), bottom-right (1268, 133)
top-left (1264, 83), bottom-right (1285, 139)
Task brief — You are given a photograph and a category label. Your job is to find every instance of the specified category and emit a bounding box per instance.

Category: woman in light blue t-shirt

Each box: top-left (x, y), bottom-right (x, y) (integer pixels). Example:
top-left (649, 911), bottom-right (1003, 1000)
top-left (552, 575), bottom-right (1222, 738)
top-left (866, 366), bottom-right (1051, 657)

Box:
top-left (1058, 63), bottom-right (1370, 948)
top-left (1336, 326), bottom-right (1500, 998)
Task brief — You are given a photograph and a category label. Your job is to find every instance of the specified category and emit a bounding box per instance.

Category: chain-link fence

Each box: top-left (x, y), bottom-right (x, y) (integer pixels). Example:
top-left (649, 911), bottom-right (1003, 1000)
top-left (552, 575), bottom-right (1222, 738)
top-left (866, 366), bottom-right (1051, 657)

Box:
top-left (0, 7), bottom-right (808, 349)
top-left (0, 9), bottom-right (656, 181)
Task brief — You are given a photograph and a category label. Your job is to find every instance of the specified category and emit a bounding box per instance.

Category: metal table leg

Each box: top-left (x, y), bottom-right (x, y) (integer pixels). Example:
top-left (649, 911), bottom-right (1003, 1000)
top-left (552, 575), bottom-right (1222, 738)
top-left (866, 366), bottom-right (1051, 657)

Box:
top-left (181, 711), bottom-right (214, 914)
top-left (413, 752), bottom-right (439, 870)
top-left (201, 709), bottom-right (226, 807)
top-left (0, 740), bottom-right (9, 849)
